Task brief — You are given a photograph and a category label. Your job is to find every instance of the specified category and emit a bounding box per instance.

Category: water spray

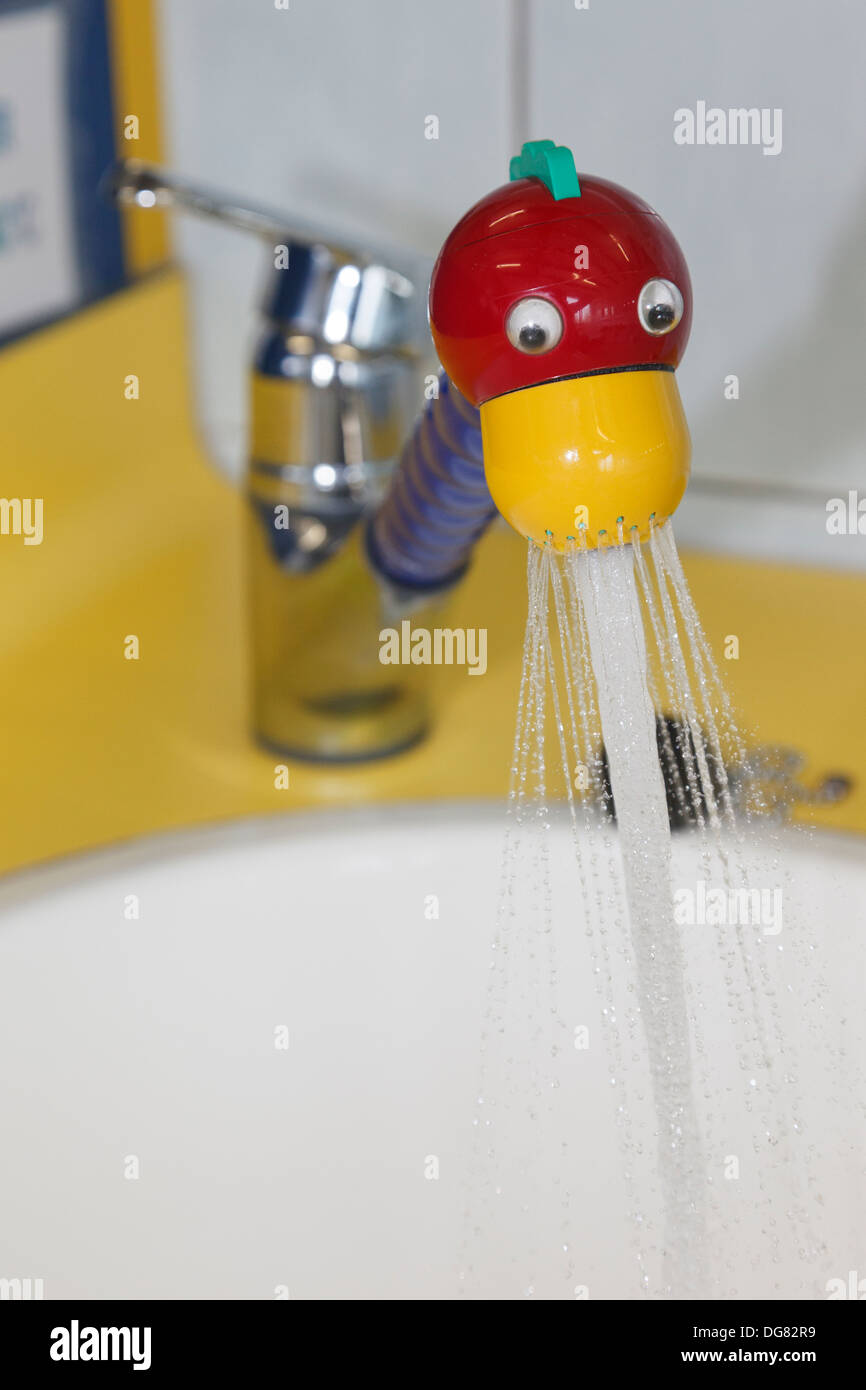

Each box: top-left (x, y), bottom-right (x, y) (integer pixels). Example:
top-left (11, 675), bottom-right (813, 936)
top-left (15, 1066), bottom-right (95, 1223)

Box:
top-left (371, 142), bottom-right (718, 1296)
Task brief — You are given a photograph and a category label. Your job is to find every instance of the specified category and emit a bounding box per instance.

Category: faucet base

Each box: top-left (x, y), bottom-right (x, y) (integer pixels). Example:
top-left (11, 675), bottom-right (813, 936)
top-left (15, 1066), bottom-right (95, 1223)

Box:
top-left (253, 686), bottom-right (428, 764)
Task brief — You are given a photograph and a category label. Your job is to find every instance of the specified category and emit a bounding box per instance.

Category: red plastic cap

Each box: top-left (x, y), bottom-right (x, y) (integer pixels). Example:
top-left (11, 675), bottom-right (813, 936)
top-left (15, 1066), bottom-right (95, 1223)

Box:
top-left (429, 174), bottom-right (692, 407)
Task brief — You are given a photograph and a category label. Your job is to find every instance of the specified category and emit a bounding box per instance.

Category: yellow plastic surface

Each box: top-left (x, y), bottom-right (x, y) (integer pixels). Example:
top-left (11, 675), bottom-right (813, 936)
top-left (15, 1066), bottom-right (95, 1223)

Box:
top-left (481, 370), bottom-right (690, 550)
top-left (0, 271), bottom-right (864, 878)
top-left (106, 0), bottom-right (170, 273)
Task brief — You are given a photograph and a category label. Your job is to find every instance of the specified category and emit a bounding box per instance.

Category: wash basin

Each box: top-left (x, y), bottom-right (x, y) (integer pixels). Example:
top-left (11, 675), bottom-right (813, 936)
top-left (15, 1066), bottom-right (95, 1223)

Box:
top-left (0, 804), bottom-right (863, 1300)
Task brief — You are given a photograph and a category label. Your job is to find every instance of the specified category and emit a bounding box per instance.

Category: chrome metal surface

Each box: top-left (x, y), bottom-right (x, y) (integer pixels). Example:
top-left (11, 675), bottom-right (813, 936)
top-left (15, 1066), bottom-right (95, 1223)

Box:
top-left (108, 159), bottom-right (433, 759)
top-left (105, 159), bottom-right (428, 354)
top-left (104, 159), bottom-right (421, 271)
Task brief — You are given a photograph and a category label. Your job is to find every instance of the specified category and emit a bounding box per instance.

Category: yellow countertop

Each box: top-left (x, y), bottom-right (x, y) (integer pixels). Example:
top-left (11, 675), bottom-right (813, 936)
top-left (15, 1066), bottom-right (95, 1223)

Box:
top-left (1, 270), bottom-right (864, 876)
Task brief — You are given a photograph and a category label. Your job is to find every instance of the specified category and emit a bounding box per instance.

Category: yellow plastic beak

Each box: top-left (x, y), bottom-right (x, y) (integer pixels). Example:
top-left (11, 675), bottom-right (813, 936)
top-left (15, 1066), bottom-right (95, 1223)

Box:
top-left (480, 369), bottom-right (691, 550)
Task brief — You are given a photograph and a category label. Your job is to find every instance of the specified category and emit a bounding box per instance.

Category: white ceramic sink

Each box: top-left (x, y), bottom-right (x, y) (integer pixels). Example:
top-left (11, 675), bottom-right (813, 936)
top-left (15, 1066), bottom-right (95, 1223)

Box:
top-left (0, 804), bottom-right (863, 1300)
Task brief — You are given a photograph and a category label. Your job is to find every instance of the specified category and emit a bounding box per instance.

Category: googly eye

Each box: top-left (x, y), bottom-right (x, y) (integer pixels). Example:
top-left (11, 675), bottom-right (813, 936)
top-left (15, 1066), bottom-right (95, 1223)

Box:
top-left (637, 278), bottom-right (684, 336)
top-left (505, 296), bottom-right (564, 355)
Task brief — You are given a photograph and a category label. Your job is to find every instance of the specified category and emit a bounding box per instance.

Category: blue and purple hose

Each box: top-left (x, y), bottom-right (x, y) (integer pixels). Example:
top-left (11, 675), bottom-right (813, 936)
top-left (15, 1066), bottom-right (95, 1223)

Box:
top-left (366, 374), bottom-right (498, 590)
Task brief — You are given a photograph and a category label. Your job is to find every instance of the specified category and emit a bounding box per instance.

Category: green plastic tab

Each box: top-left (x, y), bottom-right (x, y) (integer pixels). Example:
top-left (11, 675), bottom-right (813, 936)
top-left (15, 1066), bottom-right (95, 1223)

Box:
top-left (509, 140), bottom-right (581, 200)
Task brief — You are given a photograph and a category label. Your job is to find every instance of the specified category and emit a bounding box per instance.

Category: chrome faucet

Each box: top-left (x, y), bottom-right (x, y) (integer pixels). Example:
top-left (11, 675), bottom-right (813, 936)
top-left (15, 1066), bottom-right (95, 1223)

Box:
top-left (107, 160), bottom-right (443, 761)
top-left (107, 162), bottom-right (854, 811)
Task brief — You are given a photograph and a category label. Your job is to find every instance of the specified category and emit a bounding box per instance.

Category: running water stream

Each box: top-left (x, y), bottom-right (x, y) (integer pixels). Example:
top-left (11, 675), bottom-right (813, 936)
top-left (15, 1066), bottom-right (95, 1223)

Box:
top-left (576, 541), bottom-right (707, 1295)
top-left (459, 521), bottom-right (849, 1300)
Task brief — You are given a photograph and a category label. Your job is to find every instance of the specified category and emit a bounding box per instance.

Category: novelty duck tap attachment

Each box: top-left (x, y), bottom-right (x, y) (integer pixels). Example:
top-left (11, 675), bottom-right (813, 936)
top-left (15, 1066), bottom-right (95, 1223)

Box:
top-left (369, 140), bottom-right (693, 587)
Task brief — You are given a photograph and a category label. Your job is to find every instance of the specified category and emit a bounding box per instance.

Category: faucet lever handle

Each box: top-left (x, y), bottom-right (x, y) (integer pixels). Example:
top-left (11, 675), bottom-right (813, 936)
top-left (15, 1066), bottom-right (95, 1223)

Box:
top-left (103, 159), bottom-right (419, 275)
top-left (104, 159), bottom-right (430, 354)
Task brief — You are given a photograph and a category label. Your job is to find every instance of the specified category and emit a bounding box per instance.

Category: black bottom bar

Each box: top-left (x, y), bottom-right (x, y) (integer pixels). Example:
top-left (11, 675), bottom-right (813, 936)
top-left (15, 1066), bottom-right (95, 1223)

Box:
top-left (2, 1297), bottom-right (860, 1376)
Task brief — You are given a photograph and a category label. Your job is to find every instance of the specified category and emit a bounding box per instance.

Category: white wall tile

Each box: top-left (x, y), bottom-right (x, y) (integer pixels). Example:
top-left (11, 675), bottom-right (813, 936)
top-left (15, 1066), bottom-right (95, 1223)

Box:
top-left (527, 0), bottom-right (866, 562)
top-left (157, 0), bottom-right (866, 567)
top-left (156, 0), bottom-right (513, 473)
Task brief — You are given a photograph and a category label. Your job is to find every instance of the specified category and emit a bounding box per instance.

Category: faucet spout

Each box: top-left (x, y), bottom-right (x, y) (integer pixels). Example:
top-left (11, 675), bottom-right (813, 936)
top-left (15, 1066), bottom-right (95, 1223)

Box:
top-left (367, 375), bottom-right (496, 591)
